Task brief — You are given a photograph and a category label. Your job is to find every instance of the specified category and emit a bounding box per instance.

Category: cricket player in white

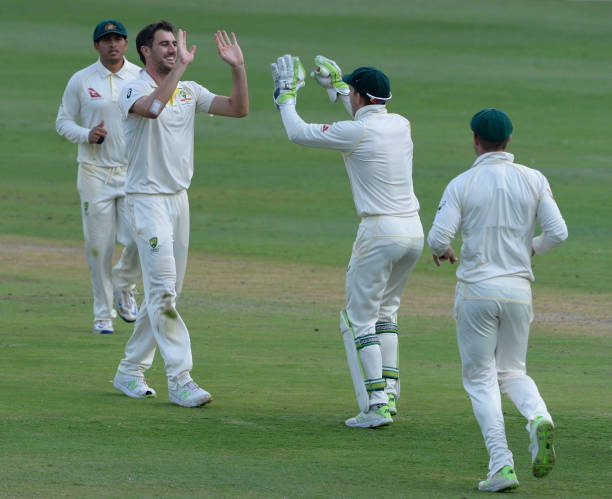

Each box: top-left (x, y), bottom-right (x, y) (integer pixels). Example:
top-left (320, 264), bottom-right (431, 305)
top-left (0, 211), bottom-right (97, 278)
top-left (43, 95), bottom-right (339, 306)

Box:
top-left (271, 55), bottom-right (424, 428)
top-left (427, 108), bottom-right (568, 492)
top-left (112, 21), bottom-right (248, 407)
top-left (56, 19), bottom-right (141, 335)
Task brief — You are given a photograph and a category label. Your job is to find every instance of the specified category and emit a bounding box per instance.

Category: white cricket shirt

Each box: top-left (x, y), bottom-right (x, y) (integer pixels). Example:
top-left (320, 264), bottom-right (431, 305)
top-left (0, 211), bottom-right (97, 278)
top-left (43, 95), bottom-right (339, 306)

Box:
top-left (427, 151), bottom-right (568, 283)
top-left (119, 70), bottom-right (215, 194)
top-left (56, 58), bottom-right (141, 167)
top-left (280, 104), bottom-right (420, 217)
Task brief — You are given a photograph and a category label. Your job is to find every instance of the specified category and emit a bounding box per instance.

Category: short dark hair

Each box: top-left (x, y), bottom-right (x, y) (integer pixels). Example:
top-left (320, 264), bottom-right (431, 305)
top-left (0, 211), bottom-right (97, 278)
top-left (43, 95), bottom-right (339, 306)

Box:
top-left (136, 20), bottom-right (175, 64)
top-left (477, 134), bottom-right (510, 152)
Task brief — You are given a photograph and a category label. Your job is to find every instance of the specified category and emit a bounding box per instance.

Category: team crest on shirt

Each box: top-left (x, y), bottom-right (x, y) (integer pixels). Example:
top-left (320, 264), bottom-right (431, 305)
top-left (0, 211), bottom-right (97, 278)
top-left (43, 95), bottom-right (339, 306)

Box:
top-left (149, 237), bottom-right (159, 252)
top-left (88, 88), bottom-right (102, 99)
top-left (178, 89), bottom-right (192, 103)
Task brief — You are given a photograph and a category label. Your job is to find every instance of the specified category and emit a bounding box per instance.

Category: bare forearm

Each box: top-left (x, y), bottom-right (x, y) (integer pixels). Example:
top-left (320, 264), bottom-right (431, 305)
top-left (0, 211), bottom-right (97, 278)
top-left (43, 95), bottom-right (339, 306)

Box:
top-left (132, 65), bottom-right (188, 118)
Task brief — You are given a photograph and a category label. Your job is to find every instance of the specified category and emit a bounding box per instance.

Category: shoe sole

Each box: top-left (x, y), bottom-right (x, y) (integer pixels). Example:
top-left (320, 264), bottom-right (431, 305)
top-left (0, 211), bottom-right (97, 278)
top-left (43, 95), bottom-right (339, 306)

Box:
top-left (113, 379), bottom-right (157, 399)
top-left (117, 313), bottom-right (137, 323)
top-left (345, 417), bottom-right (393, 428)
top-left (478, 480), bottom-right (519, 492)
top-left (169, 393), bottom-right (212, 408)
top-left (532, 420), bottom-right (555, 478)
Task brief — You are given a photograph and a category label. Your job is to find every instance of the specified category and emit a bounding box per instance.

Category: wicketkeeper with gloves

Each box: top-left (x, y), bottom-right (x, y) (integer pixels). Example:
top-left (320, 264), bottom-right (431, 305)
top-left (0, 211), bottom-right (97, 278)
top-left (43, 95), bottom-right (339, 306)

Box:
top-left (271, 54), bottom-right (424, 428)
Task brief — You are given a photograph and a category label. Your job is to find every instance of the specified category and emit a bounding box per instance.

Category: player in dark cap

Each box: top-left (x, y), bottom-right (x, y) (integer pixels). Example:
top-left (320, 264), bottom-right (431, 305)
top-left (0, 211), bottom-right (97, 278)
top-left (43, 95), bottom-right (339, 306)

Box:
top-left (56, 19), bottom-right (142, 335)
top-left (271, 54), bottom-right (424, 428)
top-left (428, 108), bottom-right (568, 491)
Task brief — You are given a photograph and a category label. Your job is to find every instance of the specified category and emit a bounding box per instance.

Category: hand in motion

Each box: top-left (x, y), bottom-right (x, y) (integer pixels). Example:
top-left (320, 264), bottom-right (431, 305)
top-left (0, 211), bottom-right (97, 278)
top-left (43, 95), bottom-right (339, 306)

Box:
top-left (88, 119), bottom-right (107, 144)
top-left (310, 55), bottom-right (349, 103)
top-left (215, 30), bottom-right (244, 67)
top-left (271, 54), bottom-right (305, 109)
top-left (177, 28), bottom-right (196, 66)
top-left (432, 247), bottom-right (458, 267)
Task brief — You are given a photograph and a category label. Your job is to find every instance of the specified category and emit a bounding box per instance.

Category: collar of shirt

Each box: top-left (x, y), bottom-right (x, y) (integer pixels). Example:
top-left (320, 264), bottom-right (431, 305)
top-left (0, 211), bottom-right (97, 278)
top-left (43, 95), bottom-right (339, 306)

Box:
top-left (471, 151), bottom-right (515, 168)
top-left (354, 104), bottom-right (388, 121)
top-left (95, 57), bottom-right (133, 79)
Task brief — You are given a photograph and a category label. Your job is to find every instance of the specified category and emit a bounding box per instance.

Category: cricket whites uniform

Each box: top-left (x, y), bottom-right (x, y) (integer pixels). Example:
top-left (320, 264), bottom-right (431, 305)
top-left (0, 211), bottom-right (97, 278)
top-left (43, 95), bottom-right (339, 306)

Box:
top-left (117, 70), bottom-right (215, 381)
top-left (56, 58), bottom-right (141, 322)
top-left (427, 151), bottom-right (568, 477)
top-left (280, 103), bottom-right (424, 408)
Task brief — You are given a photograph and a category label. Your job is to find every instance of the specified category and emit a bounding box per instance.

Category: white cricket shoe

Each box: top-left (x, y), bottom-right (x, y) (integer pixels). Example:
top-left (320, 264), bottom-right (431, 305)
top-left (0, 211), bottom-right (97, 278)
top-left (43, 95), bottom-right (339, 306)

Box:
top-left (113, 370), bottom-right (157, 398)
top-left (114, 289), bottom-right (138, 323)
top-left (345, 404), bottom-right (393, 428)
top-left (529, 416), bottom-right (556, 478)
top-left (168, 378), bottom-right (212, 408)
top-left (93, 319), bottom-right (114, 334)
top-left (478, 465), bottom-right (519, 492)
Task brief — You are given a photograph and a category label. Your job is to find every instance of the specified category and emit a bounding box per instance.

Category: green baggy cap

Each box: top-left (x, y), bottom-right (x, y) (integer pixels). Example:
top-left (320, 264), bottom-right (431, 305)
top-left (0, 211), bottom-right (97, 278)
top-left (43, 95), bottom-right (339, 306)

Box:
top-left (470, 108), bottom-right (513, 142)
top-left (93, 19), bottom-right (127, 42)
top-left (343, 66), bottom-right (392, 102)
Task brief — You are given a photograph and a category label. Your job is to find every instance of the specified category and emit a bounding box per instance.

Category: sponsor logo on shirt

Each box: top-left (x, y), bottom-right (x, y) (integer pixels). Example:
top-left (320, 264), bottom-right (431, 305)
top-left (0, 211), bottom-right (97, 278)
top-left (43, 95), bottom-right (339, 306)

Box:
top-left (437, 199), bottom-right (447, 211)
top-left (322, 125), bottom-right (329, 132)
top-left (126, 88), bottom-right (132, 98)
top-left (546, 187), bottom-right (555, 200)
top-left (88, 88), bottom-right (102, 99)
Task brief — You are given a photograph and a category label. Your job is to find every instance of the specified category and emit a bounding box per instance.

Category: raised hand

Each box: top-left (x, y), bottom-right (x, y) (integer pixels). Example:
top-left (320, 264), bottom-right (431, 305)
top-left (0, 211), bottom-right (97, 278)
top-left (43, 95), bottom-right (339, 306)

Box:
top-left (177, 28), bottom-right (196, 66)
top-left (215, 30), bottom-right (244, 68)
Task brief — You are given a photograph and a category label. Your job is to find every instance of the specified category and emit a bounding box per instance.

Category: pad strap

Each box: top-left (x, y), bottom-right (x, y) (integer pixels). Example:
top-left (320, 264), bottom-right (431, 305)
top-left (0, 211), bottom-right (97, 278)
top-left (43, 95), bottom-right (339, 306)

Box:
top-left (375, 321), bottom-right (398, 334)
top-left (354, 334), bottom-right (380, 350)
top-left (365, 378), bottom-right (386, 392)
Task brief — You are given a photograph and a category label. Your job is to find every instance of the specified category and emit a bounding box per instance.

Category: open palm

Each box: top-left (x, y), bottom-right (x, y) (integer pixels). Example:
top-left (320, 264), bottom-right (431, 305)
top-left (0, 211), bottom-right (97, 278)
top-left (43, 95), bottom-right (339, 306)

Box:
top-left (215, 30), bottom-right (244, 67)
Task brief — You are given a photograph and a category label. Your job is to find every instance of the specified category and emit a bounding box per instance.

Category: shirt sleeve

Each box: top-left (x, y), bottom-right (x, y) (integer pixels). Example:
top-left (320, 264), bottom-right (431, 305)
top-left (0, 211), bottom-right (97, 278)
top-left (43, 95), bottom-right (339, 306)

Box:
top-left (55, 74), bottom-right (89, 144)
top-left (427, 180), bottom-right (462, 256)
top-left (278, 103), bottom-right (361, 151)
top-left (119, 79), bottom-right (148, 118)
top-left (532, 176), bottom-right (568, 254)
top-left (186, 82), bottom-right (216, 114)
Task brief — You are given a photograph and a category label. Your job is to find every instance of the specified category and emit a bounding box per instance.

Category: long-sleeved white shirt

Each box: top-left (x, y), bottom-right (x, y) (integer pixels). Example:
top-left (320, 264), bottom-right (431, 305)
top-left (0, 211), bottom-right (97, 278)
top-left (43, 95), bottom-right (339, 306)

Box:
top-left (427, 151), bottom-right (568, 283)
top-left (279, 103), bottom-right (420, 217)
top-left (56, 58), bottom-right (141, 167)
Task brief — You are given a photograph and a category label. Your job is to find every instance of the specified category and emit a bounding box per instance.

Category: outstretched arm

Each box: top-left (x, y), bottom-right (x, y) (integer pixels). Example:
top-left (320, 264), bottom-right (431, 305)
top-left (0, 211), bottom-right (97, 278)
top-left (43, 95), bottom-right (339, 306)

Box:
top-left (208, 30), bottom-right (249, 117)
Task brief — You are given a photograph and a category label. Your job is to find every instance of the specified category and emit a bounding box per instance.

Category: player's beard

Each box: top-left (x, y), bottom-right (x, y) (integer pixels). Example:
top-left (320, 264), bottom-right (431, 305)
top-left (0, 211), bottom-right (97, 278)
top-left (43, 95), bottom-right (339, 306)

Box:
top-left (154, 56), bottom-right (174, 75)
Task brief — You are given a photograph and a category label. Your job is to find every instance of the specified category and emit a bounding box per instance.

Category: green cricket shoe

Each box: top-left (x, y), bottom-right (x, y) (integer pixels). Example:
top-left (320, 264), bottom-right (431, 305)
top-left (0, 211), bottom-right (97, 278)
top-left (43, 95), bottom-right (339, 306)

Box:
top-left (478, 465), bottom-right (519, 492)
top-left (387, 394), bottom-right (397, 415)
top-left (529, 416), bottom-right (556, 478)
top-left (345, 404), bottom-right (393, 428)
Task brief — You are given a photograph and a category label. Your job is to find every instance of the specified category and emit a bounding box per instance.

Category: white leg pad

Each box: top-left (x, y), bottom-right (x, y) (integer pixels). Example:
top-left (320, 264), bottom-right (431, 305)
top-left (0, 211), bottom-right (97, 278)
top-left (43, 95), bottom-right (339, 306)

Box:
top-left (340, 310), bottom-right (370, 413)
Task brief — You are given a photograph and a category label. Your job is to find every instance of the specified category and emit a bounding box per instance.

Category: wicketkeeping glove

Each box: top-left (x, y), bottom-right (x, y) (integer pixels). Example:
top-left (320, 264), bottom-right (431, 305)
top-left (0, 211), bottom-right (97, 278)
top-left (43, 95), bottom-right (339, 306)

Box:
top-left (271, 54), bottom-right (305, 109)
top-left (310, 55), bottom-right (350, 103)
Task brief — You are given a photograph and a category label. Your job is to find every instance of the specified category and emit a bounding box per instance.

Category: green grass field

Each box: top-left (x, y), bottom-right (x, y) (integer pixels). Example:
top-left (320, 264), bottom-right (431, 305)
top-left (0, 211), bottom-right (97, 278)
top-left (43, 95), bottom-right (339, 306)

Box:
top-left (1, 0), bottom-right (611, 497)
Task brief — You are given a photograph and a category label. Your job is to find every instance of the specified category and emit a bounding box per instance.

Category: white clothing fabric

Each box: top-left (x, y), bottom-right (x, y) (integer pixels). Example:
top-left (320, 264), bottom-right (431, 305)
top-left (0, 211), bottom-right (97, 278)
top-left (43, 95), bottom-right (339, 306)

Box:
top-left (427, 151), bottom-right (566, 477)
top-left (56, 57), bottom-right (141, 323)
top-left (427, 152), bottom-right (567, 284)
top-left (347, 214), bottom-right (424, 406)
top-left (280, 103), bottom-right (420, 217)
top-left (455, 277), bottom-right (552, 476)
top-left (279, 102), bottom-right (423, 409)
top-left (119, 71), bottom-right (215, 194)
top-left (77, 163), bottom-right (140, 320)
top-left (119, 191), bottom-right (192, 378)
top-left (56, 58), bottom-right (141, 167)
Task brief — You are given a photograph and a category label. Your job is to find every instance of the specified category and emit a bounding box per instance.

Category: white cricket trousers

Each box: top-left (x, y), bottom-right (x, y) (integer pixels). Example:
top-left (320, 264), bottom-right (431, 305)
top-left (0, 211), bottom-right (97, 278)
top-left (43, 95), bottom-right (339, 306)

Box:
top-left (454, 276), bottom-right (552, 477)
top-left (346, 214), bottom-right (424, 406)
top-left (77, 163), bottom-right (140, 321)
top-left (118, 190), bottom-right (193, 380)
